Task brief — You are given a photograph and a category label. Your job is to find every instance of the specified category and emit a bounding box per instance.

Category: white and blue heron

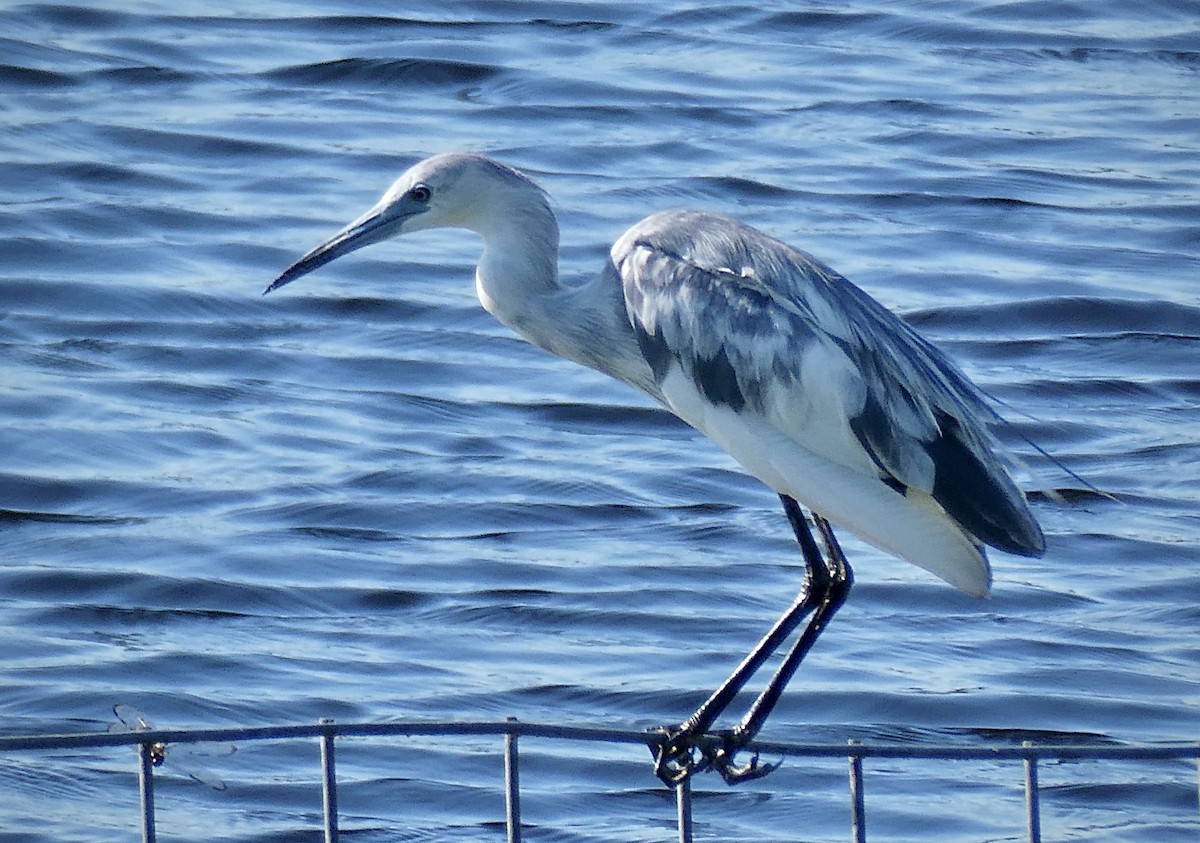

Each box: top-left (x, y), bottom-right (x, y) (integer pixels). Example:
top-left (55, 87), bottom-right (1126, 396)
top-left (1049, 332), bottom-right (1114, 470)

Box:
top-left (266, 152), bottom-right (1045, 786)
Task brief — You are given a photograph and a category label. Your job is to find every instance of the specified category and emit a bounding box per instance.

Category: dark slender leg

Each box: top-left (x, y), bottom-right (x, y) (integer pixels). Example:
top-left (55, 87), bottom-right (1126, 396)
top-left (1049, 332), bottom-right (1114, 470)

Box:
top-left (651, 495), bottom-right (854, 786)
top-left (713, 507), bottom-right (852, 782)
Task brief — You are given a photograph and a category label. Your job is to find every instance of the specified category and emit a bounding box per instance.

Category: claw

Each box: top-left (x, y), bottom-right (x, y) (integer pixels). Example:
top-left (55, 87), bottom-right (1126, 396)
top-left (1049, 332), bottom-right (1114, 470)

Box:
top-left (649, 725), bottom-right (782, 786)
top-left (650, 726), bottom-right (705, 786)
top-left (713, 749), bottom-right (781, 784)
top-left (700, 730), bottom-right (780, 784)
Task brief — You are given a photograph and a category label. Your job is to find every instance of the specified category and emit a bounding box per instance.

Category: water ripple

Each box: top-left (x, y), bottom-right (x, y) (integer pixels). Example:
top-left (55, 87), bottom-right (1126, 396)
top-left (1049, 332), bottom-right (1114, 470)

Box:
top-left (264, 56), bottom-right (504, 88)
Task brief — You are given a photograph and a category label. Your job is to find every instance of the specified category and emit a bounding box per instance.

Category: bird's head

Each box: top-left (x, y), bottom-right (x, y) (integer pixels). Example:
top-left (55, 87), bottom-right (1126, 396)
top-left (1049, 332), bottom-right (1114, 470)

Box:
top-left (264, 152), bottom-right (548, 294)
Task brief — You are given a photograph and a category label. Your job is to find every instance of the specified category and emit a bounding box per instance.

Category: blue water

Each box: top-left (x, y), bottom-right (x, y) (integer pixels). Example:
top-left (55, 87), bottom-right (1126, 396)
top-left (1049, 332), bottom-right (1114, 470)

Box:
top-left (1, 1), bottom-right (1198, 840)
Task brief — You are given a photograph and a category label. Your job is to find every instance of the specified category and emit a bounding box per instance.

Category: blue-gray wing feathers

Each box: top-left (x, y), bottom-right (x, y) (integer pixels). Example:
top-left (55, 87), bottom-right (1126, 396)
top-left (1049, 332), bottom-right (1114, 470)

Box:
top-left (615, 210), bottom-right (1044, 558)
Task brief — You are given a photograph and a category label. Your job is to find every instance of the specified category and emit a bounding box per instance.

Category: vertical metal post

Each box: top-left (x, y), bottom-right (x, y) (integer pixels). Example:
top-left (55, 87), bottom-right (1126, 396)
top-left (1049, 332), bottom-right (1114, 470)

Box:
top-left (138, 741), bottom-right (157, 843)
top-left (1023, 742), bottom-right (1041, 843)
top-left (504, 717), bottom-right (522, 843)
top-left (848, 740), bottom-right (866, 843)
top-left (319, 719), bottom-right (338, 843)
top-left (675, 777), bottom-right (693, 843)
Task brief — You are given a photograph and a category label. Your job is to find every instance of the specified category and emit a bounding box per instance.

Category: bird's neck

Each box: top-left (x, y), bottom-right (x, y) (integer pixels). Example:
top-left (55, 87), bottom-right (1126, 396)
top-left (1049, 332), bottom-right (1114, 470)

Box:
top-left (474, 197), bottom-right (563, 339)
top-left (472, 195), bottom-right (655, 395)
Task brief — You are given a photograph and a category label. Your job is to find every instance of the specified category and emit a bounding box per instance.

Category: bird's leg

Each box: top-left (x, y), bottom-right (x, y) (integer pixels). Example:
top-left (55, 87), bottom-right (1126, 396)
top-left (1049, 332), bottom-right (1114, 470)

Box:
top-left (651, 495), bottom-right (851, 786)
top-left (650, 582), bottom-right (820, 785)
top-left (710, 505), bottom-right (853, 784)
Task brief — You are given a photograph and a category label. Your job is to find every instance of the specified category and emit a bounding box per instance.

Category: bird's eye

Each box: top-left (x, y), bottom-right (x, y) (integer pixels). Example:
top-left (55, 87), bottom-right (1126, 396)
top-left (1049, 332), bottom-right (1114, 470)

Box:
top-left (409, 184), bottom-right (432, 203)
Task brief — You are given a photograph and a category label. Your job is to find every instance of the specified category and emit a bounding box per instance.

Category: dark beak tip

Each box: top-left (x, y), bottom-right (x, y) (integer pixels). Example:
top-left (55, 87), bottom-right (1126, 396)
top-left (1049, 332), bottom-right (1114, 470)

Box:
top-left (262, 271), bottom-right (296, 296)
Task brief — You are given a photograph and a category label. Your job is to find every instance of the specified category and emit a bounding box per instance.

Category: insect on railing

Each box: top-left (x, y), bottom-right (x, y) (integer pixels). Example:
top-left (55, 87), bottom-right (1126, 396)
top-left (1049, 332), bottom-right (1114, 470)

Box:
top-left (1, 719), bottom-right (1197, 843)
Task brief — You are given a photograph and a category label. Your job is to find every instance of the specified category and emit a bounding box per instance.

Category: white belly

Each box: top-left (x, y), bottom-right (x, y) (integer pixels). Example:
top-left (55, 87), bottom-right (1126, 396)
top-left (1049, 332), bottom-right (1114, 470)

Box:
top-left (656, 366), bottom-right (991, 597)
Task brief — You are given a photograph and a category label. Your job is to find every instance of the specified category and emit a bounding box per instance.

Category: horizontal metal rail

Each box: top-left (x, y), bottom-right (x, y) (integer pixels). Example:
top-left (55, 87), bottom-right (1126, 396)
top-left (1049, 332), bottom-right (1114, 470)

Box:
top-left (1, 719), bottom-right (1196, 843)
top-left (5, 719), bottom-right (1198, 760)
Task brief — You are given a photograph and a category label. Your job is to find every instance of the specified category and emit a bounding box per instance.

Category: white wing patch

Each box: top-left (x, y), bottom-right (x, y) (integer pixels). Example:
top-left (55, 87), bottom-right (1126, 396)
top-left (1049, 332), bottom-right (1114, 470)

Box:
top-left (658, 364), bottom-right (990, 596)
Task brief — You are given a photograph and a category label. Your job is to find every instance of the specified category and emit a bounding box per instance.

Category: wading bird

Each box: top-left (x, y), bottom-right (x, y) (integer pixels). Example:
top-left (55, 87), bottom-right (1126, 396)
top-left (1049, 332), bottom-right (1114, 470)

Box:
top-left (265, 152), bottom-right (1045, 786)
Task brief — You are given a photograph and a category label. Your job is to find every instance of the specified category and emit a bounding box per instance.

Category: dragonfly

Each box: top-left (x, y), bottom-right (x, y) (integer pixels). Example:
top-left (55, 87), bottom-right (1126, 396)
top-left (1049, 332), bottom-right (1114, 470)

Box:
top-left (109, 704), bottom-right (236, 791)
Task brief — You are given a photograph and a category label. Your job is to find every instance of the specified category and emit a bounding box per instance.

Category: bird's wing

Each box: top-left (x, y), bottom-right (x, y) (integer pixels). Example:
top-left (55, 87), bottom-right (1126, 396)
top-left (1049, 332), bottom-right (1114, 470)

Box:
top-left (613, 210), bottom-right (1044, 559)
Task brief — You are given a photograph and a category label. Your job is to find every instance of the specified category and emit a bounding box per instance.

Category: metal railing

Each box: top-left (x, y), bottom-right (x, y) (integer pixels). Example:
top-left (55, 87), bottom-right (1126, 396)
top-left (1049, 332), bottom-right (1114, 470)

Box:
top-left (1, 718), bottom-right (1196, 842)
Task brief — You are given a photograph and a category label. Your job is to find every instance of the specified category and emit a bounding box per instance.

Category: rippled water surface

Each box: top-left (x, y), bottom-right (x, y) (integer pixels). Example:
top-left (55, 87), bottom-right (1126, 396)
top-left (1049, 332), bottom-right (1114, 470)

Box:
top-left (2, 2), bottom-right (1198, 841)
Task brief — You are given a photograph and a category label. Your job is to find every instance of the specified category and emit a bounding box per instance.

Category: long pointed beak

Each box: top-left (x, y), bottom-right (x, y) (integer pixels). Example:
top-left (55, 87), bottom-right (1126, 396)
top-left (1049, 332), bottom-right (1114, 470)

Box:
top-left (263, 199), bottom-right (406, 295)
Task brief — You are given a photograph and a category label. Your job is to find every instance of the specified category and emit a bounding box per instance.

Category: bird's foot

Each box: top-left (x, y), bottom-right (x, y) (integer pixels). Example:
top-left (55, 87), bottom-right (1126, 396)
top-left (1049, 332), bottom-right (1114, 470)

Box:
top-left (650, 725), bottom-right (781, 787)
top-left (708, 734), bottom-right (780, 785)
top-left (650, 724), bottom-right (705, 786)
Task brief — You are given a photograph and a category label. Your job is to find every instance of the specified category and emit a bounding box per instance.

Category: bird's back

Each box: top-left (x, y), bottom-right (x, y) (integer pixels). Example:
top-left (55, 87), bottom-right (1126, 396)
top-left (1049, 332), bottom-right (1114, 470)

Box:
top-left (611, 210), bottom-right (1044, 593)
